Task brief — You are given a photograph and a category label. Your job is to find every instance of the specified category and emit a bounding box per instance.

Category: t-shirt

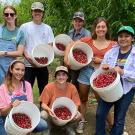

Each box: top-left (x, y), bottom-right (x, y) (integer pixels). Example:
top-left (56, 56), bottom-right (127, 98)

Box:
top-left (116, 48), bottom-right (132, 69)
top-left (39, 82), bottom-right (81, 108)
top-left (19, 21), bottom-right (54, 66)
top-left (0, 81), bottom-right (33, 109)
top-left (68, 27), bottom-right (91, 41)
top-left (80, 37), bottom-right (116, 59)
top-left (0, 25), bottom-right (25, 45)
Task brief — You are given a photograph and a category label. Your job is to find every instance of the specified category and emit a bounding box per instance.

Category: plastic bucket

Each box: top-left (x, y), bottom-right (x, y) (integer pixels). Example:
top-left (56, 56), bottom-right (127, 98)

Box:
top-left (53, 34), bottom-right (73, 56)
top-left (51, 97), bottom-right (77, 126)
top-left (31, 44), bottom-right (54, 67)
top-left (68, 41), bottom-right (93, 70)
top-left (90, 68), bottom-right (123, 102)
top-left (5, 101), bottom-right (40, 135)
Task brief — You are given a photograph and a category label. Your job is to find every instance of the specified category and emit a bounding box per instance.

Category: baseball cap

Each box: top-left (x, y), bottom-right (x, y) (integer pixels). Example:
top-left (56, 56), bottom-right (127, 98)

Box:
top-left (73, 11), bottom-right (84, 21)
top-left (118, 26), bottom-right (135, 36)
top-left (55, 66), bottom-right (68, 74)
top-left (31, 2), bottom-right (44, 11)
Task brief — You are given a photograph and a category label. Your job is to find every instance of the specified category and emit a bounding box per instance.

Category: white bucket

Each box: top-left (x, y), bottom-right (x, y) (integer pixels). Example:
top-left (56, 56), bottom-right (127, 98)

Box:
top-left (90, 68), bottom-right (123, 102)
top-left (5, 101), bottom-right (40, 135)
top-left (68, 42), bottom-right (93, 70)
top-left (53, 34), bottom-right (73, 56)
top-left (31, 44), bottom-right (54, 67)
top-left (51, 97), bottom-right (77, 126)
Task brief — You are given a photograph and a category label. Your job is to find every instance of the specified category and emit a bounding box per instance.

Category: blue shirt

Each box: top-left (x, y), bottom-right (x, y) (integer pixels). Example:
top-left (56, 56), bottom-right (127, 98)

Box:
top-left (101, 45), bottom-right (135, 94)
top-left (68, 27), bottom-right (91, 41)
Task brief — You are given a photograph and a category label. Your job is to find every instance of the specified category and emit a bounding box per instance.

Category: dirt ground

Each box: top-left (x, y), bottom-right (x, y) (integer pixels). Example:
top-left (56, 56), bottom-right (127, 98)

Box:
top-left (83, 94), bottom-right (135, 135)
top-left (34, 94), bottom-right (135, 135)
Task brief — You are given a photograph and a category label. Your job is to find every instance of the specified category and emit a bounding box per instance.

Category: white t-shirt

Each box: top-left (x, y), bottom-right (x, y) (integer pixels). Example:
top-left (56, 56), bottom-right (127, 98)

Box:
top-left (20, 21), bottom-right (54, 66)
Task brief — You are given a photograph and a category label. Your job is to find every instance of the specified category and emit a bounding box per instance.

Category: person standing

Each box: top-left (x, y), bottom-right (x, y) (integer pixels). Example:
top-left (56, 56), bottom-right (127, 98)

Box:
top-left (65, 17), bottom-right (115, 134)
top-left (19, 2), bottom-right (54, 95)
top-left (95, 26), bottom-right (135, 135)
top-left (0, 5), bottom-right (24, 85)
top-left (66, 11), bottom-right (91, 89)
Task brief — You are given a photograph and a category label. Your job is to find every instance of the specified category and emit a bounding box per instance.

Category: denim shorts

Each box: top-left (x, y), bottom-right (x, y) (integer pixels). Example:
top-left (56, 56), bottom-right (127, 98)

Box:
top-left (77, 66), bottom-right (94, 85)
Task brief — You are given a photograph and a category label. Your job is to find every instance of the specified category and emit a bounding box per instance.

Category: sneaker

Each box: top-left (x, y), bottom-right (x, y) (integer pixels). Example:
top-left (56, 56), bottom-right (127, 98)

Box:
top-left (76, 121), bottom-right (87, 134)
top-left (123, 131), bottom-right (129, 135)
top-left (66, 126), bottom-right (76, 135)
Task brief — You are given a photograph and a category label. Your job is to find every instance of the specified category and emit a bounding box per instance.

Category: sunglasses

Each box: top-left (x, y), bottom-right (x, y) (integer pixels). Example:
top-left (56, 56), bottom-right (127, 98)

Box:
top-left (4, 13), bottom-right (15, 17)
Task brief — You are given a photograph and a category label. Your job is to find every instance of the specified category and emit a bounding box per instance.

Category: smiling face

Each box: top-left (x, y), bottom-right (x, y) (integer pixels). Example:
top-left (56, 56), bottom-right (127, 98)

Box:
top-left (10, 63), bottom-right (25, 81)
top-left (32, 9), bottom-right (44, 23)
top-left (72, 18), bottom-right (84, 32)
top-left (118, 32), bottom-right (134, 49)
top-left (95, 21), bottom-right (108, 38)
top-left (55, 71), bottom-right (68, 84)
top-left (3, 7), bottom-right (17, 25)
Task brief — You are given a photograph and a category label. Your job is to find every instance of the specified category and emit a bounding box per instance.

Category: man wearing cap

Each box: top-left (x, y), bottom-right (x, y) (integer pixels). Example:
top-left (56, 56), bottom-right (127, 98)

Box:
top-left (40, 66), bottom-right (81, 135)
top-left (18, 2), bottom-right (54, 97)
top-left (95, 26), bottom-right (135, 135)
top-left (68, 11), bottom-right (91, 41)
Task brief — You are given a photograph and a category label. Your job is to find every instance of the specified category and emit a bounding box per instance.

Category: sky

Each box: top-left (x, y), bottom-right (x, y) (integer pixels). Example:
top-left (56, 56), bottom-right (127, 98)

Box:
top-left (0, 0), bottom-right (21, 5)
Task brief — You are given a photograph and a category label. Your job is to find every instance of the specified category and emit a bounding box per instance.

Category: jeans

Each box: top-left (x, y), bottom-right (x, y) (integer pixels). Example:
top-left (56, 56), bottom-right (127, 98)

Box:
top-left (33, 118), bottom-right (48, 132)
top-left (95, 88), bottom-right (135, 135)
top-left (0, 116), bottom-right (7, 135)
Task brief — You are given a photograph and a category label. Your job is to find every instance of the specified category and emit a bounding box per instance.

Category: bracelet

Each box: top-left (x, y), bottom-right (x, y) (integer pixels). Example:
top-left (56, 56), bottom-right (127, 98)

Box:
top-left (4, 51), bottom-right (8, 56)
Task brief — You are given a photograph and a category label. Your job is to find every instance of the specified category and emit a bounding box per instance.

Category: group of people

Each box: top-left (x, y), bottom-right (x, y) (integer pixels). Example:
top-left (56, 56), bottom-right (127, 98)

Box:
top-left (0, 1), bottom-right (135, 135)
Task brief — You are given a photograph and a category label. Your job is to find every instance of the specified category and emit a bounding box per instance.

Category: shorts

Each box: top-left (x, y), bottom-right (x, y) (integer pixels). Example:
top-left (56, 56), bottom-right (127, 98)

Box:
top-left (77, 66), bottom-right (94, 85)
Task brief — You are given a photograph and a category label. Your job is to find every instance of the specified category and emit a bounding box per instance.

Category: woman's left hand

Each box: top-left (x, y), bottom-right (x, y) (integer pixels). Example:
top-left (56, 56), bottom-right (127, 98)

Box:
top-left (0, 51), bottom-right (5, 56)
top-left (12, 100), bottom-right (21, 107)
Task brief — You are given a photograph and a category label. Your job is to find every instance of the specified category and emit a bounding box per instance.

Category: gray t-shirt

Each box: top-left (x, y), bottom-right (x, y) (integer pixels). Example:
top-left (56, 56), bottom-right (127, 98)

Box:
top-left (68, 27), bottom-right (91, 41)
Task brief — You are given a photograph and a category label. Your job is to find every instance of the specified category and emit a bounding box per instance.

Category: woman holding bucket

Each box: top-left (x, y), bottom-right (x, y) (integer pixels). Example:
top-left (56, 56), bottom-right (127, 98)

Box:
top-left (0, 5), bottom-right (24, 85)
top-left (0, 60), bottom-right (48, 135)
top-left (64, 17), bottom-right (115, 134)
top-left (40, 66), bottom-right (81, 135)
top-left (95, 26), bottom-right (135, 135)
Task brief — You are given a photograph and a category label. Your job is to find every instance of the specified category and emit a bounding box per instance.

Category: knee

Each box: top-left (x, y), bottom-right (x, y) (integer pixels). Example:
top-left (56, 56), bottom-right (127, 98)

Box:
top-left (33, 118), bottom-right (48, 132)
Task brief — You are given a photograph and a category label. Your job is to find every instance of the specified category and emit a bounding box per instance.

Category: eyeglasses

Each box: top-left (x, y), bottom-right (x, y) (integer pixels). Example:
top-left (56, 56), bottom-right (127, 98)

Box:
top-left (4, 13), bottom-right (15, 17)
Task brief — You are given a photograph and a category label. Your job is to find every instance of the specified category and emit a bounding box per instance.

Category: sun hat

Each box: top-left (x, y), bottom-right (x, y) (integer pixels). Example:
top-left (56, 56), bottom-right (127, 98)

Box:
top-left (73, 11), bottom-right (84, 21)
top-left (118, 26), bottom-right (135, 36)
top-left (55, 66), bottom-right (68, 74)
top-left (31, 2), bottom-right (44, 11)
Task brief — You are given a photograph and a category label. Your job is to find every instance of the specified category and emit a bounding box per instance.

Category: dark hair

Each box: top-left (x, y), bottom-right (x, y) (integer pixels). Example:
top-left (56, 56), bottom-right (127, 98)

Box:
top-left (3, 5), bottom-right (17, 26)
top-left (54, 70), bottom-right (69, 78)
top-left (92, 17), bottom-right (111, 40)
top-left (4, 60), bottom-right (25, 91)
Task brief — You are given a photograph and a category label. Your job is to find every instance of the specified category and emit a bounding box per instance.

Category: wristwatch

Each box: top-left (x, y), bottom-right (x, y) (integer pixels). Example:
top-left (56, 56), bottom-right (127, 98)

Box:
top-left (4, 51), bottom-right (8, 56)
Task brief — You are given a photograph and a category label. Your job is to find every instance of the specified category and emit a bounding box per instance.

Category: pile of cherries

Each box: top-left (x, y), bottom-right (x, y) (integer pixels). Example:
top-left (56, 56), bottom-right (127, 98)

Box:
top-left (54, 106), bottom-right (72, 120)
top-left (73, 49), bottom-right (88, 64)
top-left (93, 71), bottom-right (117, 88)
top-left (12, 113), bottom-right (32, 129)
top-left (56, 43), bottom-right (66, 51)
top-left (34, 57), bottom-right (48, 64)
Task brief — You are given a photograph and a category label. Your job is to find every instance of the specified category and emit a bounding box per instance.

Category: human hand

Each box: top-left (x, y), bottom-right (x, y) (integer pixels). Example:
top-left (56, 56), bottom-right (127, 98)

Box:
top-left (102, 64), bottom-right (110, 70)
top-left (12, 100), bottom-right (21, 107)
top-left (73, 111), bottom-right (81, 120)
top-left (0, 51), bottom-right (5, 56)
top-left (113, 66), bottom-right (124, 75)
top-left (92, 57), bottom-right (102, 64)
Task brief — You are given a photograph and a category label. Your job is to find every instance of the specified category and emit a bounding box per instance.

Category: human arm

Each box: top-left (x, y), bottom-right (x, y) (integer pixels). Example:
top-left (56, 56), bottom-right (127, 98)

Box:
top-left (0, 45), bottom-right (24, 57)
top-left (25, 81), bottom-right (33, 102)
